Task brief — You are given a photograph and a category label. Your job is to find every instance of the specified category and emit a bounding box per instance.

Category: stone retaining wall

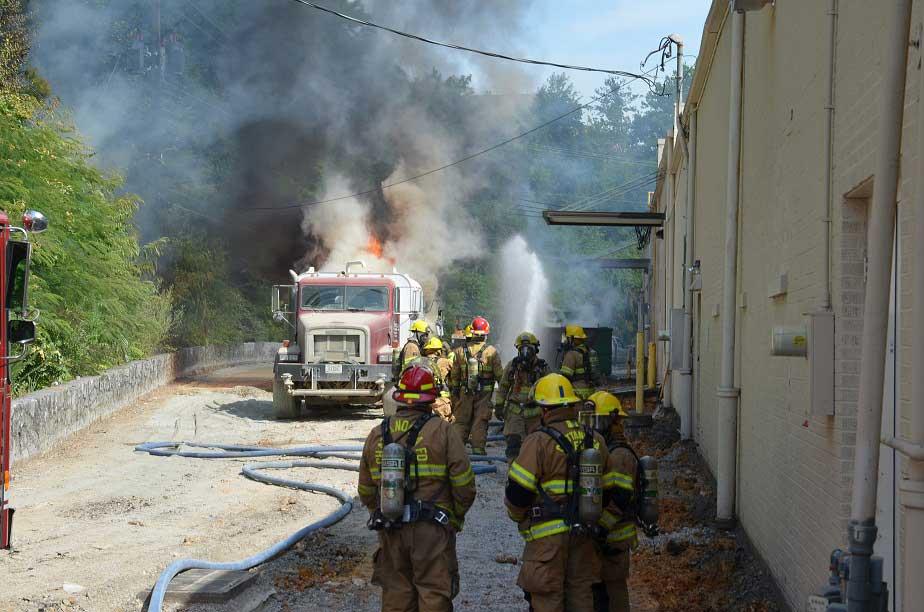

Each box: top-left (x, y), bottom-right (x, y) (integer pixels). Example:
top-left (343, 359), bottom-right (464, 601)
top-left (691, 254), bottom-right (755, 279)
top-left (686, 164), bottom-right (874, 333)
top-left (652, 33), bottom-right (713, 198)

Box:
top-left (11, 342), bottom-right (277, 462)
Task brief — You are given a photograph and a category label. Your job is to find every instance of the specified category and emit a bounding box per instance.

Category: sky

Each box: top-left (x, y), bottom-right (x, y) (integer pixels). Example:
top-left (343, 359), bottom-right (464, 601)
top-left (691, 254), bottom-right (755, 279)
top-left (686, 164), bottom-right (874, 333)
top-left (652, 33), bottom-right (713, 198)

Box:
top-left (468, 0), bottom-right (712, 100)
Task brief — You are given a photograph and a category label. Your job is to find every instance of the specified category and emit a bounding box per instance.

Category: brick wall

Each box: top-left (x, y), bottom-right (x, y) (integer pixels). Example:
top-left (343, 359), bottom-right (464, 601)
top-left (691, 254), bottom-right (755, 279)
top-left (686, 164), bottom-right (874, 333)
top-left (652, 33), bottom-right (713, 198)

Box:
top-left (650, 0), bottom-right (921, 608)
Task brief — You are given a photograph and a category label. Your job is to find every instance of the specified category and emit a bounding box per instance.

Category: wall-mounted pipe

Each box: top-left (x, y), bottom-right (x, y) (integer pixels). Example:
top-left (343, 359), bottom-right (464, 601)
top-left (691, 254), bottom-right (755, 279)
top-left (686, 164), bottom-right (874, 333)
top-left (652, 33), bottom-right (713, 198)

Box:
top-left (844, 0), bottom-right (912, 609)
top-left (716, 6), bottom-right (744, 526)
top-left (821, 0), bottom-right (837, 312)
top-left (897, 19), bottom-right (924, 610)
top-left (663, 132), bottom-right (675, 410)
top-left (678, 109), bottom-right (697, 441)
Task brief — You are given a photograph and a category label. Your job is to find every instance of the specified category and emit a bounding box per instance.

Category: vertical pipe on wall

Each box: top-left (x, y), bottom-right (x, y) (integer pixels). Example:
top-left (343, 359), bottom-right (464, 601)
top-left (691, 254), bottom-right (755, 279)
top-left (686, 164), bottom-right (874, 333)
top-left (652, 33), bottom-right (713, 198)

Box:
top-left (679, 110), bottom-right (697, 441)
top-left (822, 0), bottom-right (838, 311)
top-left (663, 132), bottom-right (674, 409)
top-left (898, 16), bottom-right (924, 611)
top-left (716, 5), bottom-right (744, 526)
top-left (846, 0), bottom-right (912, 609)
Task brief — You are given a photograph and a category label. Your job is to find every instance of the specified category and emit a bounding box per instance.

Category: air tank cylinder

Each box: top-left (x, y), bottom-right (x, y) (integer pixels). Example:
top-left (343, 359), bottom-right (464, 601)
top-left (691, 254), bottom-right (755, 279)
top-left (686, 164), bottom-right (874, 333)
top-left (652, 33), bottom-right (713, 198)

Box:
top-left (380, 443), bottom-right (406, 521)
top-left (578, 446), bottom-right (604, 524)
top-left (638, 455), bottom-right (659, 526)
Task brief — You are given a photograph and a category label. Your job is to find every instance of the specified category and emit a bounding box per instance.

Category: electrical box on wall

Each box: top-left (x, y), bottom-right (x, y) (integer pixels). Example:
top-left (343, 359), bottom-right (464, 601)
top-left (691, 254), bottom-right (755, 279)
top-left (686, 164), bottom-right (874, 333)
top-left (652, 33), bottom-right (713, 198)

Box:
top-left (771, 326), bottom-right (808, 357)
top-left (808, 310), bottom-right (835, 416)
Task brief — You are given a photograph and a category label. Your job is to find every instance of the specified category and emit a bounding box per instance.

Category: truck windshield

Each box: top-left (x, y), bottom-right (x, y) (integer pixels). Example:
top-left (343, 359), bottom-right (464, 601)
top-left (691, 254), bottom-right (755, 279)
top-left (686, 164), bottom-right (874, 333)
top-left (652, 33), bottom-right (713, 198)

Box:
top-left (301, 285), bottom-right (389, 312)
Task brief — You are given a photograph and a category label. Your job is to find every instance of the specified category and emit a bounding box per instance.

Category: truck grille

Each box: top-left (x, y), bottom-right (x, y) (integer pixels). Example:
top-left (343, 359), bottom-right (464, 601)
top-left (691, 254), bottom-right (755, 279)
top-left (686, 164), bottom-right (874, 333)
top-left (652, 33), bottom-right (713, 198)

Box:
top-left (313, 334), bottom-right (361, 359)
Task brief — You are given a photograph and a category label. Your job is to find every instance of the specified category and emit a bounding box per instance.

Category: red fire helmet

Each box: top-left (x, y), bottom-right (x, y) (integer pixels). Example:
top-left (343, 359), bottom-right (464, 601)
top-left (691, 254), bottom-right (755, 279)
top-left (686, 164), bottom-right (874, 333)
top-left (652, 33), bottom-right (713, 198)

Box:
top-left (393, 364), bottom-right (438, 406)
top-left (471, 316), bottom-right (490, 336)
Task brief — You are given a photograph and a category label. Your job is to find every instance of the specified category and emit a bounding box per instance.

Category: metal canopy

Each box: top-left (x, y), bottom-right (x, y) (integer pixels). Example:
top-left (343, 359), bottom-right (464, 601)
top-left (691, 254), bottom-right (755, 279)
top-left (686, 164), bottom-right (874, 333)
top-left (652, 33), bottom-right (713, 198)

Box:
top-left (542, 211), bottom-right (665, 227)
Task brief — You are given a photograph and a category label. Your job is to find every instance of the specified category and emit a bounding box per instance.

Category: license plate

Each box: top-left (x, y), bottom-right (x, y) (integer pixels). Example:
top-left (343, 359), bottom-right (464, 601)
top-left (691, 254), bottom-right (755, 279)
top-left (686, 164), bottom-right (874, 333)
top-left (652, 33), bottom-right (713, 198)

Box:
top-left (325, 364), bottom-right (343, 374)
top-left (807, 596), bottom-right (829, 612)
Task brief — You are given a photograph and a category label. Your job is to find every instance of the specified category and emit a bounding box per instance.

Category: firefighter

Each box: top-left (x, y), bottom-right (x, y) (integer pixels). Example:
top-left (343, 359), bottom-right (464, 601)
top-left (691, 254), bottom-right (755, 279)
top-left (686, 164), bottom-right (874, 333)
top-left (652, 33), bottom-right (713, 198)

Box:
top-left (504, 374), bottom-right (621, 612)
top-left (494, 332), bottom-right (549, 462)
top-left (358, 363), bottom-right (476, 612)
top-left (423, 337), bottom-right (454, 422)
top-left (559, 324), bottom-right (602, 400)
top-left (587, 391), bottom-right (637, 612)
top-left (450, 316), bottom-right (503, 456)
top-left (393, 320), bottom-right (431, 382)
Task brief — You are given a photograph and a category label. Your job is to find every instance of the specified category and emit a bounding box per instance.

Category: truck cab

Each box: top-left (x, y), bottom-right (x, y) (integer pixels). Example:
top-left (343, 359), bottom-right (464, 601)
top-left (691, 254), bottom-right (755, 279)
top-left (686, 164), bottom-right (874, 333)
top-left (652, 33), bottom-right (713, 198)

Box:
top-left (270, 260), bottom-right (423, 418)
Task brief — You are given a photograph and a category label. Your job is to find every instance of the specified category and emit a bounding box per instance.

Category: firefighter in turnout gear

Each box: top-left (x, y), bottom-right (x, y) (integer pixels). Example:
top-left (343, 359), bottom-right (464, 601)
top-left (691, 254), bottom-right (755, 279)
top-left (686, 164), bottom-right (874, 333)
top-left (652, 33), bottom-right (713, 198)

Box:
top-left (504, 374), bottom-right (622, 612)
top-left (450, 316), bottom-right (503, 455)
top-left (422, 337), bottom-right (454, 422)
top-left (495, 332), bottom-right (549, 462)
top-left (559, 325), bottom-right (602, 400)
top-left (393, 320), bottom-right (431, 381)
top-left (358, 364), bottom-right (476, 612)
top-left (587, 391), bottom-right (637, 612)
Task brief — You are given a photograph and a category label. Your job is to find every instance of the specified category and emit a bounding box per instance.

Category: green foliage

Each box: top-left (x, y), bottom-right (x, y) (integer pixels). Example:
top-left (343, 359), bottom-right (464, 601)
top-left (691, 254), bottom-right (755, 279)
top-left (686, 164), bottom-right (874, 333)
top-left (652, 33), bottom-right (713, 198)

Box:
top-left (0, 93), bottom-right (171, 392)
top-left (165, 239), bottom-right (281, 347)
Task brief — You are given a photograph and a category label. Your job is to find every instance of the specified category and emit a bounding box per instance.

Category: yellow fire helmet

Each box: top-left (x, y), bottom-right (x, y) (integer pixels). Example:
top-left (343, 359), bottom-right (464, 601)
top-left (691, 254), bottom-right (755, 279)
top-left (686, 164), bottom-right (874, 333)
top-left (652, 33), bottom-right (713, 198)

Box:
top-left (410, 320), bottom-right (431, 334)
top-left (565, 324), bottom-right (587, 340)
top-left (531, 373), bottom-right (580, 407)
top-left (588, 391), bottom-right (628, 417)
top-left (423, 337), bottom-right (444, 353)
top-left (515, 331), bottom-right (540, 348)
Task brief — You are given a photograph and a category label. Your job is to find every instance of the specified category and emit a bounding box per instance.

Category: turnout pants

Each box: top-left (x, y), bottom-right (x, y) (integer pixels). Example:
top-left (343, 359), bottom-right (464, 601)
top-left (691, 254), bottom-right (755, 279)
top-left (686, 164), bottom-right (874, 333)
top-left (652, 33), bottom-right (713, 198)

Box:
top-left (452, 390), bottom-right (493, 451)
top-left (372, 521), bottom-right (459, 612)
top-left (596, 550), bottom-right (631, 612)
top-left (517, 532), bottom-right (601, 612)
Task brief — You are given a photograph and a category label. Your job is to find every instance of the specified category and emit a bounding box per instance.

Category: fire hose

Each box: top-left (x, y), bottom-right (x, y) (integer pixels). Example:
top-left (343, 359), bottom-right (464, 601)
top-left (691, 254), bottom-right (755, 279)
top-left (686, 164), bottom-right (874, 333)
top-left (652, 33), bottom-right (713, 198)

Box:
top-left (135, 441), bottom-right (502, 612)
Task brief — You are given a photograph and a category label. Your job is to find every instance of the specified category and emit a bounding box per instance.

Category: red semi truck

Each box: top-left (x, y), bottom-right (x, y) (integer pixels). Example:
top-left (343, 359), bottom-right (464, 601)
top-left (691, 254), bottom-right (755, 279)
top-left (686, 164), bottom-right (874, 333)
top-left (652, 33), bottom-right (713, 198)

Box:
top-left (270, 260), bottom-right (425, 418)
top-left (0, 209), bottom-right (48, 550)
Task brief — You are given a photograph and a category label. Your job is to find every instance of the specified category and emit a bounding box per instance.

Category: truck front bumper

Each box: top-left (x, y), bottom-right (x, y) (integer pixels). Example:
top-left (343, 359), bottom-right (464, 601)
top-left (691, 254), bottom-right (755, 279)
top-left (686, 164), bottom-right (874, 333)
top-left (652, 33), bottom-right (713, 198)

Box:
top-left (275, 362), bottom-right (389, 398)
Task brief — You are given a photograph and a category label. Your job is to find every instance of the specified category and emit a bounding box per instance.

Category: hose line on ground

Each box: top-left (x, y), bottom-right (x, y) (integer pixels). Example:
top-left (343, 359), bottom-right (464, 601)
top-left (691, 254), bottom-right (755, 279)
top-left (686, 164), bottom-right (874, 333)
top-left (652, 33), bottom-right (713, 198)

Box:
top-left (135, 441), bottom-right (499, 612)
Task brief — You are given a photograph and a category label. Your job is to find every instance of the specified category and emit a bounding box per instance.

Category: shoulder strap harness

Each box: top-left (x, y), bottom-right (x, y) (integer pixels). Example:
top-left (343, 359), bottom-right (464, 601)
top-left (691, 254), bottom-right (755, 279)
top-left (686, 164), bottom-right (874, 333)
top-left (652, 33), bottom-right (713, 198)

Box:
top-left (382, 412), bottom-right (434, 495)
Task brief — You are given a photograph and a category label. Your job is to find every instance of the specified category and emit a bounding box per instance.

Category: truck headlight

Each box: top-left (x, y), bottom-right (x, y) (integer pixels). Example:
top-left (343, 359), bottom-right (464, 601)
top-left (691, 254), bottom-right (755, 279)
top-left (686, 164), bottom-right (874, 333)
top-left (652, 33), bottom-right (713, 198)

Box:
top-left (377, 352), bottom-right (393, 364)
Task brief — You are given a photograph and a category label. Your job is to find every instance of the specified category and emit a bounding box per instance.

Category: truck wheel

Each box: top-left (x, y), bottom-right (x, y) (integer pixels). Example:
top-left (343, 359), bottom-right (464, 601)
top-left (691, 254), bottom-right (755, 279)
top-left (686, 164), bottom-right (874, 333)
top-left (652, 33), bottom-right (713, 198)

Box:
top-left (272, 378), bottom-right (300, 419)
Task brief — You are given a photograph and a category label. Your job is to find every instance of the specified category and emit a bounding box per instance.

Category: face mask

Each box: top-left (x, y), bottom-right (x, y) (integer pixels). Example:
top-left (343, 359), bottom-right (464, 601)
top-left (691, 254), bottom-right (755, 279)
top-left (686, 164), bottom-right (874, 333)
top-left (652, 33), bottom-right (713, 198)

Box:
top-left (518, 345), bottom-right (537, 361)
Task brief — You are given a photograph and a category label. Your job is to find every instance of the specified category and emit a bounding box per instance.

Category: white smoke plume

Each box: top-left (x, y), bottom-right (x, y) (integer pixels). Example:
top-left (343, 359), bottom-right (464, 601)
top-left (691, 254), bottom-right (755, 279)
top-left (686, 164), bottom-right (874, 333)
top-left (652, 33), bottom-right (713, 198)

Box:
top-left (497, 235), bottom-right (550, 353)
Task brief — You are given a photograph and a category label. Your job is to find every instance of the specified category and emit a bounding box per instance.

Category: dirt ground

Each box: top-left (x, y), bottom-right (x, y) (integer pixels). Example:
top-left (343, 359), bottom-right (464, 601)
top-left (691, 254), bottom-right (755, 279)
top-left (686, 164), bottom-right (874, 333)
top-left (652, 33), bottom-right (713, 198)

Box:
top-left (0, 365), bottom-right (373, 612)
top-left (1, 369), bottom-right (785, 611)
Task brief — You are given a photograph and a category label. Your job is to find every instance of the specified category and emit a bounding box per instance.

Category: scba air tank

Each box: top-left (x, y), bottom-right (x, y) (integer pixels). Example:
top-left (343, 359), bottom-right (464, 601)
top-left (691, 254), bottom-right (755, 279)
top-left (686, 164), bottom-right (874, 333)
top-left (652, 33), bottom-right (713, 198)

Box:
top-left (578, 446), bottom-right (603, 524)
top-left (638, 455), bottom-right (659, 526)
top-left (466, 356), bottom-right (479, 391)
top-left (380, 443), bottom-right (406, 521)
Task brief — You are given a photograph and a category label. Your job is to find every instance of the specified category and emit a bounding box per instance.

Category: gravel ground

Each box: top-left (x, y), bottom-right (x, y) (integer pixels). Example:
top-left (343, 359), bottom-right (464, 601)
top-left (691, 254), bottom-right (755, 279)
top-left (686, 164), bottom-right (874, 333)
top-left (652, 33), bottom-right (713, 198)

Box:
top-left (1, 369), bottom-right (784, 612)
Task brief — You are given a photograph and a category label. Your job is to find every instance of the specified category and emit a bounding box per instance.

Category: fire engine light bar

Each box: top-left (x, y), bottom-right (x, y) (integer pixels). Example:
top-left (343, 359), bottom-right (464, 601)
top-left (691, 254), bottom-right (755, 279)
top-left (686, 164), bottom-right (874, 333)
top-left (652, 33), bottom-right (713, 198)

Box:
top-left (542, 210), bottom-right (665, 227)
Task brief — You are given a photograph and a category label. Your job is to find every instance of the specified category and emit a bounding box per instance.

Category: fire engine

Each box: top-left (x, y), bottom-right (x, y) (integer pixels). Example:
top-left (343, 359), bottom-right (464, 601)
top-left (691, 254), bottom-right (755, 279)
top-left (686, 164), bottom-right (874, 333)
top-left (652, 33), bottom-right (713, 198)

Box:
top-left (1, 209), bottom-right (49, 550)
top-left (270, 260), bottom-right (424, 418)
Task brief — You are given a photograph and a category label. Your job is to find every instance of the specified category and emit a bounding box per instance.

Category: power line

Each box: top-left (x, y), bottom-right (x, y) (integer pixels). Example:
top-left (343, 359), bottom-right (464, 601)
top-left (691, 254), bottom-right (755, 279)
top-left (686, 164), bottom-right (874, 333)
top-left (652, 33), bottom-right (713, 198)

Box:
top-left (249, 81), bottom-right (642, 211)
top-left (287, 0), bottom-right (658, 82)
top-left (525, 145), bottom-right (656, 166)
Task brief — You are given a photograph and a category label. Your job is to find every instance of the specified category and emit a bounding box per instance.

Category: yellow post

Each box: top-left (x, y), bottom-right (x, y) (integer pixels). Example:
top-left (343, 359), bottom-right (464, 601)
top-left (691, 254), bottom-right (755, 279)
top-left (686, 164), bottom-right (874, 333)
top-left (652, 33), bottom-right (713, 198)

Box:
top-left (635, 332), bottom-right (645, 414)
top-left (647, 342), bottom-right (657, 389)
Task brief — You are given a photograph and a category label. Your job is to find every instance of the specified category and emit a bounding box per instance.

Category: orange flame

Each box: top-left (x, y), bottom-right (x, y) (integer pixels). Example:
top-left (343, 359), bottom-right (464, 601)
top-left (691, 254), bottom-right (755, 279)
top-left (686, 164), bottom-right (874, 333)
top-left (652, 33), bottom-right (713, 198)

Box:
top-left (365, 235), bottom-right (384, 258)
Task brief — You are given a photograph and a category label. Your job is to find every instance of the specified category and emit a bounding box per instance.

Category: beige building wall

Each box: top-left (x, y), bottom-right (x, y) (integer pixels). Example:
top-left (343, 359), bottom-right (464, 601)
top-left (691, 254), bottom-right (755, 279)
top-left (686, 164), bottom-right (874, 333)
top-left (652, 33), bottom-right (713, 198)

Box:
top-left (649, 1), bottom-right (922, 609)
